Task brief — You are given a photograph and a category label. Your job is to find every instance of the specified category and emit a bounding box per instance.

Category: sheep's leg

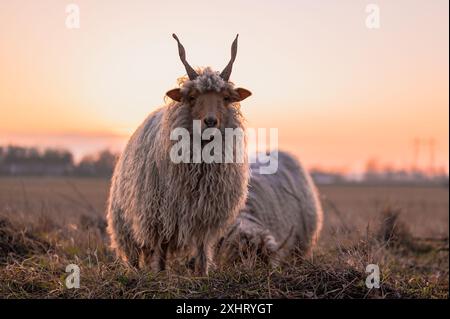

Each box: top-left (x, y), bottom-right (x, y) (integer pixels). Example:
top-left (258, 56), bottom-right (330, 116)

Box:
top-left (113, 231), bottom-right (140, 268)
top-left (124, 244), bottom-right (140, 268)
top-left (107, 208), bottom-right (140, 268)
top-left (139, 247), bottom-right (154, 270)
top-left (195, 242), bottom-right (210, 276)
top-left (157, 242), bottom-right (169, 271)
top-left (141, 243), bottom-right (169, 272)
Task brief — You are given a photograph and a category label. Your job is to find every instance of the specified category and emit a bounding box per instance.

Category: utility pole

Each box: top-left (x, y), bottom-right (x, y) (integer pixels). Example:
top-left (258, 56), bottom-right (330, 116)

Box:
top-left (428, 138), bottom-right (436, 176)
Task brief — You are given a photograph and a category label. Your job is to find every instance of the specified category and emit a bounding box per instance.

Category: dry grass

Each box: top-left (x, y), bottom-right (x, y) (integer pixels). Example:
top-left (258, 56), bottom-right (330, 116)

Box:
top-left (0, 177), bottom-right (448, 299)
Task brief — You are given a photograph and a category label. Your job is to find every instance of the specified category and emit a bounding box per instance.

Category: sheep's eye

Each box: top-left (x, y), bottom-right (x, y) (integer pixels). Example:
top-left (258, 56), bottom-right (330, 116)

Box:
top-left (188, 96), bottom-right (196, 103)
top-left (224, 96), bottom-right (231, 103)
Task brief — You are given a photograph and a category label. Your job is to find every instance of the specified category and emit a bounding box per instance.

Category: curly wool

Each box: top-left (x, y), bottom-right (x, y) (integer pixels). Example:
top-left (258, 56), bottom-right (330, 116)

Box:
top-left (106, 71), bottom-right (249, 266)
top-left (219, 151), bottom-right (323, 265)
top-left (179, 67), bottom-right (231, 94)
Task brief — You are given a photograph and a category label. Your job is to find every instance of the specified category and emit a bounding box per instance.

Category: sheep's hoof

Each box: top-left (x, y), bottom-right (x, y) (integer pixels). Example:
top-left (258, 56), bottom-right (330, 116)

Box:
top-left (195, 271), bottom-right (209, 278)
top-left (194, 264), bottom-right (209, 277)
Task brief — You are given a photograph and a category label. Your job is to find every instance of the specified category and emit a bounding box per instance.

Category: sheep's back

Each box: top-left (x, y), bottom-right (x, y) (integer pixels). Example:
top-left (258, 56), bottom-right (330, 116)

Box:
top-left (245, 151), bottom-right (323, 253)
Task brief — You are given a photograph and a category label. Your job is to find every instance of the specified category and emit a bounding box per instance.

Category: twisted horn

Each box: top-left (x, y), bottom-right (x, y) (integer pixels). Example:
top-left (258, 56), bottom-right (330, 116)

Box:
top-left (220, 34), bottom-right (238, 81)
top-left (172, 33), bottom-right (198, 80)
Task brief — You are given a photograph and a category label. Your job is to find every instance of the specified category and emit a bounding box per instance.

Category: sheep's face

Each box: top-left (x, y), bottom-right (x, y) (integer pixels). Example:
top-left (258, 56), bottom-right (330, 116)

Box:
top-left (166, 78), bottom-right (251, 132)
top-left (190, 91), bottom-right (227, 130)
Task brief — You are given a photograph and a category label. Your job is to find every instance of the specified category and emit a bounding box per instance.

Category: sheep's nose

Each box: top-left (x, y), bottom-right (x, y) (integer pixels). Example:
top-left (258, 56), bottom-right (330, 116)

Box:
top-left (204, 117), bottom-right (218, 128)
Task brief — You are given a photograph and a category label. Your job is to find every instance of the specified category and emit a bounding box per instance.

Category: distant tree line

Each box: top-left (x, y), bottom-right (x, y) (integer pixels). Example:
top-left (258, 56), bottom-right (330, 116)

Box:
top-left (310, 157), bottom-right (449, 187)
top-left (0, 145), bottom-right (118, 177)
top-left (0, 145), bottom-right (448, 186)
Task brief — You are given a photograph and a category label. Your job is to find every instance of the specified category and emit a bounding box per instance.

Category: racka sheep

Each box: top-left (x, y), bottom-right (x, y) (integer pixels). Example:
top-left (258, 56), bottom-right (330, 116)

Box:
top-left (107, 34), bottom-right (252, 275)
top-left (217, 151), bottom-right (323, 266)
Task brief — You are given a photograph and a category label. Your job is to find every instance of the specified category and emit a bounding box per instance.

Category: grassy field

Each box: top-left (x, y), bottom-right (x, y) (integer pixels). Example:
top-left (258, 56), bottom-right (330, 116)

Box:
top-left (0, 177), bottom-right (448, 298)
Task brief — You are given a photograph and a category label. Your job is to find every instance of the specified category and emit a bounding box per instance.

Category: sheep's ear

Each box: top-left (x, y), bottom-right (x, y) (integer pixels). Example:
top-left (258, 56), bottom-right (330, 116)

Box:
top-left (166, 88), bottom-right (182, 102)
top-left (234, 88), bottom-right (252, 101)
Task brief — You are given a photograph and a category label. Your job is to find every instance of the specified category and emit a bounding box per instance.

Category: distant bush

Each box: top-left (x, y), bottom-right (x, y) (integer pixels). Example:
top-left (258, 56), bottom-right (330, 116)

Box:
top-left (74, 150), bottom-right (118, 177)
top-left (0, 145), bottom-right (118, 177)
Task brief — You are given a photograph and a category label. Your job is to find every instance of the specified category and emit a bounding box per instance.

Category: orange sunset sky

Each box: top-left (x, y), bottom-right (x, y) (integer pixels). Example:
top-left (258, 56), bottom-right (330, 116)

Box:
top-left (0, 0), bottom-right (448, 173)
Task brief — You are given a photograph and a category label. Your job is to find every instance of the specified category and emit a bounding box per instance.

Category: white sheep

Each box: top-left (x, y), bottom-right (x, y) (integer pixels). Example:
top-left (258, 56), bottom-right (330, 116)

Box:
top-left (217, 151), bottom-right (323, 266)
top-left (106, 34), bottom-right (252, 275)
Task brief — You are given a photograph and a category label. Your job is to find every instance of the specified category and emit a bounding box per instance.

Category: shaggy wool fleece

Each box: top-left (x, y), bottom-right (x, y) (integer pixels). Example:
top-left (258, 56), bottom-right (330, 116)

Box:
top-left (107, 69), bottom-right (249, 270)
top-left (218, 151), bottom-right (323, 266)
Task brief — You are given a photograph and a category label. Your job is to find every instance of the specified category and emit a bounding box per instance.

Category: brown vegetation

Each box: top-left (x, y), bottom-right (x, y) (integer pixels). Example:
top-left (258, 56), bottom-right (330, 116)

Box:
top-left (0, 178), bottom-right (447, 298)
